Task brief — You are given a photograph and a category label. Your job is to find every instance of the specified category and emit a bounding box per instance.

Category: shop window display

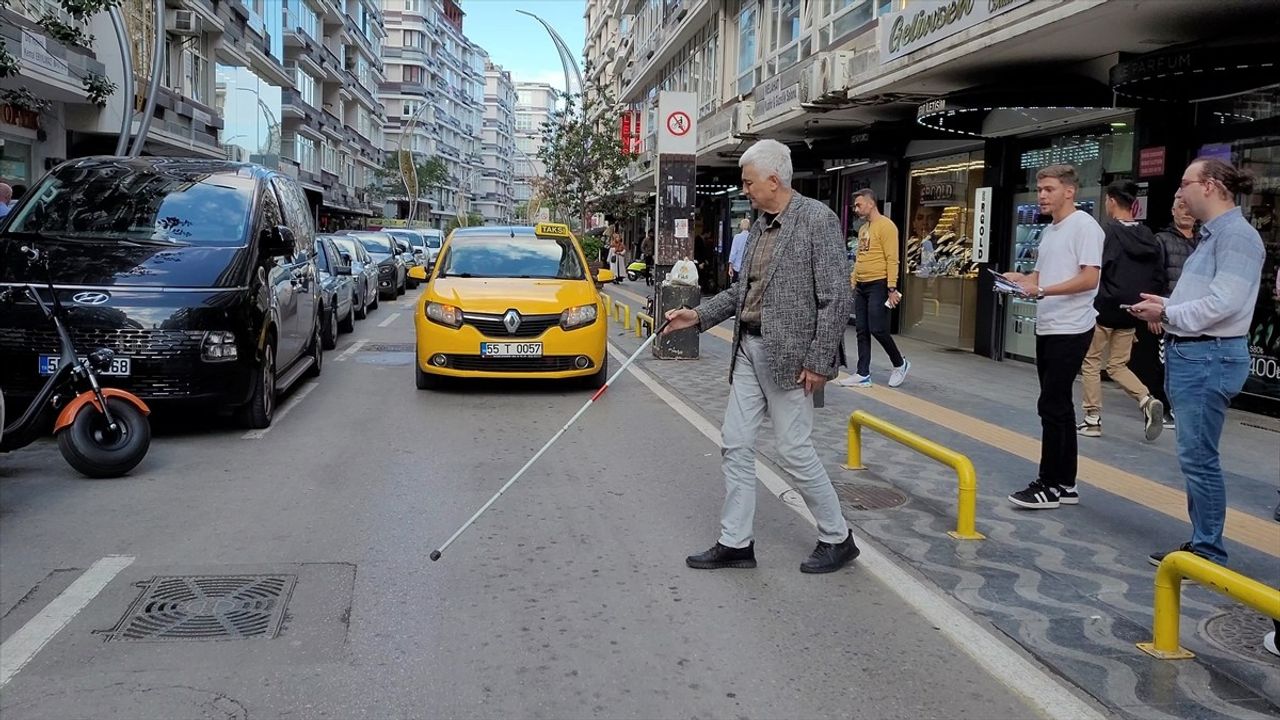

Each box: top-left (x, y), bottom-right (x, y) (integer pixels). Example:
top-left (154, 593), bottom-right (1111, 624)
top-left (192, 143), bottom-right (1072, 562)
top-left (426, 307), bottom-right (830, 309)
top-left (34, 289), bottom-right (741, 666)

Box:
top-left (901, 152), bottom-right (984, 349)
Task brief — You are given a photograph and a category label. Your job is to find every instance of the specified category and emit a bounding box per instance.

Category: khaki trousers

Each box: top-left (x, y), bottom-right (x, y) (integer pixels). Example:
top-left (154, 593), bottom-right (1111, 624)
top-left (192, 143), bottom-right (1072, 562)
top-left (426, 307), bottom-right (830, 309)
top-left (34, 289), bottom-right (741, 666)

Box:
top-left (1081, 325), bottom-right (1149, 415)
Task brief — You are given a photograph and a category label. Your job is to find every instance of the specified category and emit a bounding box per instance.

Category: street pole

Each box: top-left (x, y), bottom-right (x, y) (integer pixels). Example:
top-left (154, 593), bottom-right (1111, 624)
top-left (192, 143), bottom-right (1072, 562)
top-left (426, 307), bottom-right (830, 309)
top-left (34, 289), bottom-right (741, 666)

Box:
top-left (108, 6), bottom-right (134, 156)
top-left (128, 0), bottom-right (166, 157)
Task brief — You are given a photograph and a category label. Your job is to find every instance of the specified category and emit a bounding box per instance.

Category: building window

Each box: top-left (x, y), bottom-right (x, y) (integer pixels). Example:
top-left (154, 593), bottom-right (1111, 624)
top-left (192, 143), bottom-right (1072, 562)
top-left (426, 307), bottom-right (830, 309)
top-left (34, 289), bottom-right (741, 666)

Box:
top-left (322, 142), bottom-right (337, 173)
top-left (403, 64), bottom-right (424, 84)
top-left (766, 0), bottom-right (804, 75)
top-left (296, 67), bottom-right (317, 107)
top-left (403, 30), bottom-right (425, 49)
top-left (344, 155), bottom-right (356, 187)
top-left (403, 0), bottom-right (419, 11)
top-left (818, 0), bottom-right (874, 47)
top-left (295, 136), bottom-right (318, 173)
top-left (737, 2), bottom-right (758, 95)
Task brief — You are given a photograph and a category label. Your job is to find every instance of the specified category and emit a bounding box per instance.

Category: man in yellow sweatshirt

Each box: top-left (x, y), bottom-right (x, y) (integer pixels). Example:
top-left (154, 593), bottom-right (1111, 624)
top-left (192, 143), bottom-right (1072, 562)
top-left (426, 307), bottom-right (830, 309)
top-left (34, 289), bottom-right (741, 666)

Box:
top-left (847, 188), bottom-right (909, 388)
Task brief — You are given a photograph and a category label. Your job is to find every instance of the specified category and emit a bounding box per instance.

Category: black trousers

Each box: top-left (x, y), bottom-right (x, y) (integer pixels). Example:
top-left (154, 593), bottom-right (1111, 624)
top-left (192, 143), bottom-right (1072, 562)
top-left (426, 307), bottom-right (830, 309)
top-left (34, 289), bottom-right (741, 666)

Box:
top-left (1035, 329), bottom-right (1095, 489)
top-left (1128, 324), bottom-right (1167, 411)
top-left (854, 279), bottom-right (904, 376)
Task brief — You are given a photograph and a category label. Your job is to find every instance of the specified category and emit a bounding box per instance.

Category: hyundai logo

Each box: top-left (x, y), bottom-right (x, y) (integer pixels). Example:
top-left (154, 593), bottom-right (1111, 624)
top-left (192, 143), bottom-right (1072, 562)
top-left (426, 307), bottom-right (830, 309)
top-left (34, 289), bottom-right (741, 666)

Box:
top-left (503, 310), bottom-right (521, 334)
top-left (71, 291), bottom-right (110, 306)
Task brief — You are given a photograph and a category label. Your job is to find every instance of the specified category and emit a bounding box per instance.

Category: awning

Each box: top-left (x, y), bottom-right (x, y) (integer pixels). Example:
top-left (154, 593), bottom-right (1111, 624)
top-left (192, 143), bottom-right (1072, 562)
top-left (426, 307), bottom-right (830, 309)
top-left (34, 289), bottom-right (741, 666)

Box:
top-left (915, 77), bottom-right (1126, 138)
top-left (1111, 41), bottom-right (1279, 103)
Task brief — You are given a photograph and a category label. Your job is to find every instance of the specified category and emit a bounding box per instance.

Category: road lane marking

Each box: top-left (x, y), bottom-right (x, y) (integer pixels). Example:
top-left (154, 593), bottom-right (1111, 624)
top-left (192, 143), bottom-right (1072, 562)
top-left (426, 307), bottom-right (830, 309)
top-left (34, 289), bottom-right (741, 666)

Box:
top-left (607, 344), bottom-right (1104, 720)
top-left (606, 294), bottom-right (1279, 557)
top-left (335, 338), bottom-right (368, 362)
top-left (0, 555), bottom-right (134, 689)
top-left (378, 312), bottom-right (401, 328)
top-left (241, 381), bottom-right (319, 439)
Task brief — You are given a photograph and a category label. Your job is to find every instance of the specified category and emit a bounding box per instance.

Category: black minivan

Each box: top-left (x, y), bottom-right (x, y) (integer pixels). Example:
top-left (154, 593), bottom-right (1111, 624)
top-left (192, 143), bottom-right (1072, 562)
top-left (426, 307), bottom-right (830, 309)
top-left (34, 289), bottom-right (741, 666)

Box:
top-left (0, 157), bottom-right (323, 428)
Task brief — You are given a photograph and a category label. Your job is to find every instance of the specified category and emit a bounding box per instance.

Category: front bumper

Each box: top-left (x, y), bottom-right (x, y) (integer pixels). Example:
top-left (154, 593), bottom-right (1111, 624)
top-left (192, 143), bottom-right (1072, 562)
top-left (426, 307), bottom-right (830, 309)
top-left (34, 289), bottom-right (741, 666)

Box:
top-left (414, 313), bottom-right (607, 380)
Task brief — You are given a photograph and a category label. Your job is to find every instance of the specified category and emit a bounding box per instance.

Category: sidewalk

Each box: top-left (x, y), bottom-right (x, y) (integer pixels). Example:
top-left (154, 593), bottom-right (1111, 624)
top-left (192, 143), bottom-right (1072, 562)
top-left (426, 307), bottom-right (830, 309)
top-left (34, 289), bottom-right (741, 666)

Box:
top-left (603, 281), bottom-right (1280, 720)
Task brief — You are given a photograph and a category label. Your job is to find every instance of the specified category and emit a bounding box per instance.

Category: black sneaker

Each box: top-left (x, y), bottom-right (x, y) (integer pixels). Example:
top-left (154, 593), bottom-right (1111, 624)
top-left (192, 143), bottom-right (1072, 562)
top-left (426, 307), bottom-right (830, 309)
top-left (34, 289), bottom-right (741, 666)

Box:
top-left (1057, 485), bottom-right (1080, 505)
top-left (1148, 542), bottom-right (1200, 568)
top-left (800, 531), bottom-right (860, 574)
top-left (1008, 480), bottom-right (1061, 509)
top-left (686, 542), bottom-right (756, 569)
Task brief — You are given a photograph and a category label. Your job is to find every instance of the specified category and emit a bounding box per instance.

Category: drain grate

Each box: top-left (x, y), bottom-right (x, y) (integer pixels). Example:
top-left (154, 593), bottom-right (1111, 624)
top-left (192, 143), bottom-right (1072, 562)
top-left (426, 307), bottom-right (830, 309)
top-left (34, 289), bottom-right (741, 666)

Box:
top-left (103, 575), bottom-right (295, 642)
top-left (834, 483), bottom-right (908, 510)
top-left (362, 342), bottom-right (415, 352)
top-left (1201, 605), bottom-right (1279, 663)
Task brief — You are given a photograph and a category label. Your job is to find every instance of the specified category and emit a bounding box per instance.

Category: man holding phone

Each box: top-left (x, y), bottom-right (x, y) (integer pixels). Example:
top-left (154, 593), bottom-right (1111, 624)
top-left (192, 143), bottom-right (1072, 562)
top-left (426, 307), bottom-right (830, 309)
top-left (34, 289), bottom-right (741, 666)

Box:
top-left (1002, 165), bottom-right (1103, 510)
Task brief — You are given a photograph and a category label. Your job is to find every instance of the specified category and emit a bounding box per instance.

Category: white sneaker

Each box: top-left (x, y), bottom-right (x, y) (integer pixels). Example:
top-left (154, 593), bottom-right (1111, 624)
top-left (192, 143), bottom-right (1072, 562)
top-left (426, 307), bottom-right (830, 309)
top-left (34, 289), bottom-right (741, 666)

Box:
top-left (1140, 396), bottom-right (1164, 442)
top-left (888, 359), bottom-right (910, 388)
top-left (837, 374), bottom-right (872, 388)
top-left (1265, 630), bottom-right (1279, 658)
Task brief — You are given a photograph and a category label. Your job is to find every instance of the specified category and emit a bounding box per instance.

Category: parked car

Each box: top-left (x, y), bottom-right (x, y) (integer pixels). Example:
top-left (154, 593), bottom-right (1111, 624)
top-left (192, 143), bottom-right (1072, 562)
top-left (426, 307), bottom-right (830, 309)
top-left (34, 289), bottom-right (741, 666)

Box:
top-left (409, 222), bottom-right (616, 390)
top-left (326, 233), bottom-right (378, 318)
top-left (0, 157), bottom-right (323, 429)
top-left (348, 230), bottom-right (405, 299)
top-left (391, 236), bottom-right (424, 289)
top-left (313, 236), bottom-right (355, 349)
top-left (386, 229), bottom-right (429, 271)
top-left (421, 229), bottom-right (444, 266)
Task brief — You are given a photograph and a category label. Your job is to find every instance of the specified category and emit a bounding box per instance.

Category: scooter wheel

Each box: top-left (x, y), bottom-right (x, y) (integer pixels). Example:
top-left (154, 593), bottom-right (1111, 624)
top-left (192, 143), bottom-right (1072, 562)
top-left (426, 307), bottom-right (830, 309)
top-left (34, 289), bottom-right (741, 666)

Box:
top-left (56, 397), bottom-right (150, 478)
top-left (627, 272), bottom-right (638, 282)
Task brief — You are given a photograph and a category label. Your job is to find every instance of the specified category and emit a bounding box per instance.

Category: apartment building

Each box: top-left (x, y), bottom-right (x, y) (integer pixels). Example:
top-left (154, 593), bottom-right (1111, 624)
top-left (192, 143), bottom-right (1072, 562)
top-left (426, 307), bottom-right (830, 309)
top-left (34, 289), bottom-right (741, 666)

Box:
top-left (378, 0), bottom-right (485, 229)
top-left (590, 0), bottom-right (1279, 407)
top-left (0, 0), bottom-right (386, 225)
top-left (475, 58), bottom-right (516, 225)
top-left (512, 81), bottom-right (556, 216)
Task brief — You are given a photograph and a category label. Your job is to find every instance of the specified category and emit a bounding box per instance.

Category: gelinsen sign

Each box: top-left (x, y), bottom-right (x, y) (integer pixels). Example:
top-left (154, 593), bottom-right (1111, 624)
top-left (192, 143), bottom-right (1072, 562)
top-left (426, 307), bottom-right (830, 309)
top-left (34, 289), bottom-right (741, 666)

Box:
top-left (881, 0), bottom-right (1031, 63)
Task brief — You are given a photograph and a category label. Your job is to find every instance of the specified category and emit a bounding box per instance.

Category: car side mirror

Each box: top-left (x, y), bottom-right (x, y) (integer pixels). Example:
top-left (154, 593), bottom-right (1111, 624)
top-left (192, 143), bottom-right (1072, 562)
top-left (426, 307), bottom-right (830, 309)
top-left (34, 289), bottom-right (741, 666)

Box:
top-left (596, 269), bottom-right (616, 284)
top-left (335, 264), bottom-right (353, 276)
top-left (407, 265), bottom-right (428, 281)
top-left (339, 251), bottom-right (352, 265)
top-left (262, 225), bottom-right (295, 256)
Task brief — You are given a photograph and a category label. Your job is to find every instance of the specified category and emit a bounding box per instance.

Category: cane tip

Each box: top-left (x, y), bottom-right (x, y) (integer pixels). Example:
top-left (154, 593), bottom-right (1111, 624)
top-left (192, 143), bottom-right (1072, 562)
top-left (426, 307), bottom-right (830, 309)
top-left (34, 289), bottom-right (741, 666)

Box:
top-left (429, 550), bottom-right (442, 561)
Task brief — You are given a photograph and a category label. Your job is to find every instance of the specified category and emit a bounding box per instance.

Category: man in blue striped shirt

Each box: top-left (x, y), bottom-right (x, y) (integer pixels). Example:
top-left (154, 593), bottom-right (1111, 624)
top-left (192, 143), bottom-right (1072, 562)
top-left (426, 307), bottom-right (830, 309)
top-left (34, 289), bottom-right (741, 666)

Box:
top-left (1129, 158), bottom-right (1264, 567)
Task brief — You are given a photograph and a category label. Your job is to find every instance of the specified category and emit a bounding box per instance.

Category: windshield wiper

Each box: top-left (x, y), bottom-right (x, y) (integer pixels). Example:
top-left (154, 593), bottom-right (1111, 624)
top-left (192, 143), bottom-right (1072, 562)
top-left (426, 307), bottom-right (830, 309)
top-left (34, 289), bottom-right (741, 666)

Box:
top-left (4, 230), bottom-right (190, 247)
top-left (440, 272), bottom-right (474, 278)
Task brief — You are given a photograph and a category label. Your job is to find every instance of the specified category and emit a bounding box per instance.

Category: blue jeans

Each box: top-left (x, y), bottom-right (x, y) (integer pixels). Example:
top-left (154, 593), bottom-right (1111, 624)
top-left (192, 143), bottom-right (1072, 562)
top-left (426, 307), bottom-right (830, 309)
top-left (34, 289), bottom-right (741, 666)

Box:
top-left (1164, 336), bottom-right (1250, 564)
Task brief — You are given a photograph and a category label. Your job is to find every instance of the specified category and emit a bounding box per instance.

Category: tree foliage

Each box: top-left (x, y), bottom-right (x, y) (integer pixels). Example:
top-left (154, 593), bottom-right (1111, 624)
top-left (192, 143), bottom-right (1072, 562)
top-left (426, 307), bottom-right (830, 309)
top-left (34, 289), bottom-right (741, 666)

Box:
top-left (445, 213), bottom-right (483, 234)
top-left (367, 154), bottom-right (449, 203)
top-left (536, 66), bottom-right (633, 230)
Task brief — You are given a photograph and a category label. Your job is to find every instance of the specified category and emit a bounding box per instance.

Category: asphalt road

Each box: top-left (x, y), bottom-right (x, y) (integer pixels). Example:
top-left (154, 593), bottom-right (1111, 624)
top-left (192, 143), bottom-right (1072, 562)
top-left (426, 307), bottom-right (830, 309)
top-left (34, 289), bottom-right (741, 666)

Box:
top-left (0, 291), bottom-right (1060, 719)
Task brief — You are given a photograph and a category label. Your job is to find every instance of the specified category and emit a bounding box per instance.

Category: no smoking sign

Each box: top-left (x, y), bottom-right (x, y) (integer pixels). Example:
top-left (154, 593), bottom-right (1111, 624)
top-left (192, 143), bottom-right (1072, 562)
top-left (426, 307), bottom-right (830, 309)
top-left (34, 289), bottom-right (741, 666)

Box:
top-left (666, 111), bottom-right (691, 136)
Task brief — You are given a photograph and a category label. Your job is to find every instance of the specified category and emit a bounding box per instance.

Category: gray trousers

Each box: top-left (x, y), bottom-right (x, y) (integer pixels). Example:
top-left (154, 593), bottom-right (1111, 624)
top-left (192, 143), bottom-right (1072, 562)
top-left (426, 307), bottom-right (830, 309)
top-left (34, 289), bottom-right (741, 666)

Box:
top-left (719, 334), bottom-right (851, 548)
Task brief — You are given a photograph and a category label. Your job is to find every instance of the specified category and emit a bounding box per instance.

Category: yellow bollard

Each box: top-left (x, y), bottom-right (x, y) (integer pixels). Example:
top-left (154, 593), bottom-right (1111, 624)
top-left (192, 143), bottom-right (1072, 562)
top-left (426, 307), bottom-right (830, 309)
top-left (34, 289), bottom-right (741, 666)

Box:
top-left (844, 410), bottom-right (983, 540)
top-left (613, 300), bottom-right (630, 331)
top-left (635, 313), bottom-right (654, 337)
top-left (1137, 551), bottom-right (1280, 660)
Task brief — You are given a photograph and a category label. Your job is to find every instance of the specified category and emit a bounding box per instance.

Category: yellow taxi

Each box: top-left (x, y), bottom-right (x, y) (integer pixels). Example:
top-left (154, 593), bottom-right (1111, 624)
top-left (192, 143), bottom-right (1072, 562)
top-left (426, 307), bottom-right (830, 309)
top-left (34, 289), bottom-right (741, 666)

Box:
top-left (407, 223), bottom-right (615, 389)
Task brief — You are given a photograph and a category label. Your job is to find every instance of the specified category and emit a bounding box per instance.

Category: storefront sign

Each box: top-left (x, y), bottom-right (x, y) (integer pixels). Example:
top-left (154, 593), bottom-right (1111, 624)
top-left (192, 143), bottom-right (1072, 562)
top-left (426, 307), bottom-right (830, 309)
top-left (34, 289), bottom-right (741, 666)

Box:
top-left (657, 91), bottom-right (697, 154)
top-left (916, 98), bottom-right (947, 119)
top-left (621, 109), bottom-right (644, 155)
top-left (20, 30), bottom-right (61, 75)
top-left (696, 105), bottom-right (734, 152)
top-left (1138, 146), bottom-right (1165, 178)
top-left (972, 186), bottom-right (992, 263)
top-left (754, 75), bottom-right (800, 123)
top-left (920, 182), bottom-right (958, 203)
top-left (882, 0), bottom-right (1031, 63)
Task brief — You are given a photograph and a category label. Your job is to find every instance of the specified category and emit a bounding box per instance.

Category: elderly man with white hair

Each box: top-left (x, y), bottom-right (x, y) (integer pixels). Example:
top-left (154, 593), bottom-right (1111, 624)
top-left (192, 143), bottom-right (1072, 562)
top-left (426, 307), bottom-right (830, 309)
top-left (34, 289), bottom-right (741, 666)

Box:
top-left (0, 183), bottom-right (13, 219)
top-left (663, 139), bottom-right (857, 574)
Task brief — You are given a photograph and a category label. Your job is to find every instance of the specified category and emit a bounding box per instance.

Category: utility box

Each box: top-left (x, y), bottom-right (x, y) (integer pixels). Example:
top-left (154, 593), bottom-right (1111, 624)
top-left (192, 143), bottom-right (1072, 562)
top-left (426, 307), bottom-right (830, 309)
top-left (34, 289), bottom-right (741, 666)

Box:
top-left (654, 283), bottom-right (701, 359)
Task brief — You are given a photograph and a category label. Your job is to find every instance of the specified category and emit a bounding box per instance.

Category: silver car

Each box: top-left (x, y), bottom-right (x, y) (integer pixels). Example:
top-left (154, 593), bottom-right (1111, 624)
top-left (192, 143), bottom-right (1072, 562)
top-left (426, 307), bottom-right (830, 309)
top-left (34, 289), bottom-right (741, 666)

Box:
top-left (326, 233), bottom-right (380, 317)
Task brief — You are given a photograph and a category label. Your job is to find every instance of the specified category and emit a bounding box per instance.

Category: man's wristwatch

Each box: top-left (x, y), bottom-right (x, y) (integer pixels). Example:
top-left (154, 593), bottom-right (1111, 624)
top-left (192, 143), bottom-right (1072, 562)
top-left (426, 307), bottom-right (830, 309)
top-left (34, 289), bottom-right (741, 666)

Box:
top-left (1035, 286), bottom-right (1046, 300)
top-left (1160, 309), bottom-right (1169, 324)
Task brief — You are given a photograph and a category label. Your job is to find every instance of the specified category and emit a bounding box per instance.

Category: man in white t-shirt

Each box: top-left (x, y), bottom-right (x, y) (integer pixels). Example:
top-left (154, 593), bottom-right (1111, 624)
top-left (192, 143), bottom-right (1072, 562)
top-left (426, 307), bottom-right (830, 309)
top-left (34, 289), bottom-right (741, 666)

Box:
top-left (1002, 164), bottom-right (1103, 509)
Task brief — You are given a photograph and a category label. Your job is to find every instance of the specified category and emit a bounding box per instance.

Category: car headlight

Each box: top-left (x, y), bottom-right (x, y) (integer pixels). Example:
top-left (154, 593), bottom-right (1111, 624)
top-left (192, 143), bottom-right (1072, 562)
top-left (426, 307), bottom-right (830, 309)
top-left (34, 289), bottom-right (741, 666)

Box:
top-left (426, 302), bottom-right (463, 328)
top-left (201, 330), bottom-right (238, 362)
top-left (560, 304), bottom-right (598, 330)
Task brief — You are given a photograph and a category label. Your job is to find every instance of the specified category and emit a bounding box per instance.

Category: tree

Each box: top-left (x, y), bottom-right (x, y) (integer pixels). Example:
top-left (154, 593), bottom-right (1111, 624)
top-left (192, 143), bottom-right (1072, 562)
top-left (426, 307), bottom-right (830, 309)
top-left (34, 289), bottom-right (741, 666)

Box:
top-left (445, 213), bottom-right (483, 234)
top-left (536, 65), bottom-right (633, 231)
top-left (366, 154), bottom-right (449, 204)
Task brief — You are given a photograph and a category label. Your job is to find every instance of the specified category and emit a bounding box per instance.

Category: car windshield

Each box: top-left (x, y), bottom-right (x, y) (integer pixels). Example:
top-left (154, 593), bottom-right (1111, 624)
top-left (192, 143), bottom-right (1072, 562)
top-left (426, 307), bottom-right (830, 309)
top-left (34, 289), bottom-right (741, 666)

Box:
top-left (426, 237), bottom-right (442, 248)
top-left (314, 242), bottom-right (332, 272)
top-left (331, 237), bottom-right (360, 260)
top-left (353, 233), bottom-right (393, 255)
top-left (439, 235), bottom-right (585, 279)
top-left (6, 163), bottom-right (255, 246)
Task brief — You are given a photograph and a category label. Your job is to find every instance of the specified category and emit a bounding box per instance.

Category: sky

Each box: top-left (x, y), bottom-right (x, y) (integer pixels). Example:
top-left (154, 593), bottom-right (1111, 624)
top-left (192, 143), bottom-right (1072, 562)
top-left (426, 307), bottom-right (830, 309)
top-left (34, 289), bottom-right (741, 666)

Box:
top-left (460, 0), bottom-right (587, 93)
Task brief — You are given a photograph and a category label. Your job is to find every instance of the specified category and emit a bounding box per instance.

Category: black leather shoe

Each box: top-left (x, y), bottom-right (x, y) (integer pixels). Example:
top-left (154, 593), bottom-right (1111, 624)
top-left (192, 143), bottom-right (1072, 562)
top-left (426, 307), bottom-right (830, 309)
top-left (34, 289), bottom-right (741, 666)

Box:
top-left (686, 542), bottom-right (756, 569)
top-left (800, 531), bottom-right (860, 574)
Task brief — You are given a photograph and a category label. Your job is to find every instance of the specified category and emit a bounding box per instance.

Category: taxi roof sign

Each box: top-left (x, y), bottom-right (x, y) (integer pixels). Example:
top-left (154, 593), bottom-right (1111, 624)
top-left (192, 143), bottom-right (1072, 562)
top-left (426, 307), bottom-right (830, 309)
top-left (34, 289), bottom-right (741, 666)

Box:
top-left (533, 222), bottom-right (571, 238)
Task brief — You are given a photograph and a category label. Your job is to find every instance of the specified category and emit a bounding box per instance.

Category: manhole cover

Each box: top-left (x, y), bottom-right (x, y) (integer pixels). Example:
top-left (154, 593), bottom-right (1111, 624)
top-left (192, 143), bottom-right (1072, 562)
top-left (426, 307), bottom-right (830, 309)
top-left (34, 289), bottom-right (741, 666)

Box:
top-left (834, 483), bottom-right (908, 510)
top-left (362, 343), bottom-right (415, 352)
top-left (103, 575), bottom-right (295, 642)
top-left (1200, 605), bottom-right (1280, 663)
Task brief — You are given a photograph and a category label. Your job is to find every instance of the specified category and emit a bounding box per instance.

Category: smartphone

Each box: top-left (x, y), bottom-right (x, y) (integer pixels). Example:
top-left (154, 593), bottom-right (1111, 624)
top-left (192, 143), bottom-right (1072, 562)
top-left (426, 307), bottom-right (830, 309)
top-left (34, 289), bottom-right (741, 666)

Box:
top-left (1119, 303), bottom-right (1134, 310)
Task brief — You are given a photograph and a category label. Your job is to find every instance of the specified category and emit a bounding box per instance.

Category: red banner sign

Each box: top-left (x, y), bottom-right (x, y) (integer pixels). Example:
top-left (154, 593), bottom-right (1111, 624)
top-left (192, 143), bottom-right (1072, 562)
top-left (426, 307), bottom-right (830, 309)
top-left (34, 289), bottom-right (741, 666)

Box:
top-left (620, 110), bottom-right (642, 156)
top-left (1138, 146), bottom-right (1166, 178)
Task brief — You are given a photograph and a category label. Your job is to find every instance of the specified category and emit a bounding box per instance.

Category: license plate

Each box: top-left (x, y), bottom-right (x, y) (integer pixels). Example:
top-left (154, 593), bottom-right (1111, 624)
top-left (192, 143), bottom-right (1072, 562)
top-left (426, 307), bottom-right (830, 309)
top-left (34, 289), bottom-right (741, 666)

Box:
top-left (38, 355), bottom-right (132, 376)
top-left (480, 342), bottom-right (542, 358)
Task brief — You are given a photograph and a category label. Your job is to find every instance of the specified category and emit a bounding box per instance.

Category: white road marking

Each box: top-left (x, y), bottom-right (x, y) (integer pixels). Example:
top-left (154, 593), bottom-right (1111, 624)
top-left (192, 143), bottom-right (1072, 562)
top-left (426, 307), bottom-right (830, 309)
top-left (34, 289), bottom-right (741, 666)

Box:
top-left (0, 555), bottom-right (134, 689)
top-left (607, 344), bottom-right (1106, 720)
top-left (378, 312), bottom-right (401, 328)
top-left (335, 338), bottom-right (368, 362)
top-left (241, 381), bottom-right (320, 439)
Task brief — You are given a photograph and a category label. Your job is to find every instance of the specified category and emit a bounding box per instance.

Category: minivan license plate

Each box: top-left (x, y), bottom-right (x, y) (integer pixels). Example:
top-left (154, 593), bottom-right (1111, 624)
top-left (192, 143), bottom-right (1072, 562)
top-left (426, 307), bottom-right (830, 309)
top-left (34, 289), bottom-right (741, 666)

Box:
top-left (38, 355), bottom-right (132, 376)
top-left (480, 342), bottom-right (542, 358)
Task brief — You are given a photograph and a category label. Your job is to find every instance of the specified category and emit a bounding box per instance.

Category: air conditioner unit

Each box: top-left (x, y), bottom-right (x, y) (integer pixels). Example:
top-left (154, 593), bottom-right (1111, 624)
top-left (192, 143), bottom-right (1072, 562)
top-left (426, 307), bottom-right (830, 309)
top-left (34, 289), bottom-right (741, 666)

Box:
top-left (807, 51), bottom-right (852, 102)
top-left (167, 9), bottom-right (201, 35)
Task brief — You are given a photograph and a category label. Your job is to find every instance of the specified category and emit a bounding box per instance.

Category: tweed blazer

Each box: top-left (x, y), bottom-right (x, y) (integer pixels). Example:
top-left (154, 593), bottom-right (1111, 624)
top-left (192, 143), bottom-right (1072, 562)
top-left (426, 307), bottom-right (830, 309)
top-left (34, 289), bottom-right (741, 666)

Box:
top-left (695, 191), bottom-right (852, 390)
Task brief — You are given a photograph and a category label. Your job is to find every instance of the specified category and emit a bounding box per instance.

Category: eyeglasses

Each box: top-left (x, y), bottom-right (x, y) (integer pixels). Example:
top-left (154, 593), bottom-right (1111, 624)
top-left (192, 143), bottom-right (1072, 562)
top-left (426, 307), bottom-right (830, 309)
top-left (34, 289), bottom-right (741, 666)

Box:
top-left (1178, 179), bottom-right (1205, 189)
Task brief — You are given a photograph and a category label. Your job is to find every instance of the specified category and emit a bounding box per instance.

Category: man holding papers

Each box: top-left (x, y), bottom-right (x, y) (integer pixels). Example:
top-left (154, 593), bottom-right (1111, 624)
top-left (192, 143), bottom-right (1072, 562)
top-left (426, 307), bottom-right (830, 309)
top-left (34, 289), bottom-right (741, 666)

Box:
top-left (1001, 165), bottom-right (1103, 510)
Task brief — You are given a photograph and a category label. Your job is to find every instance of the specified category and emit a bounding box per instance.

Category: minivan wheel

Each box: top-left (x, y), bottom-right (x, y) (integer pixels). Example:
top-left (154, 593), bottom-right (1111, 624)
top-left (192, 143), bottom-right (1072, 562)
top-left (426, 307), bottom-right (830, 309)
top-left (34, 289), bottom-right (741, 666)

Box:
top-left (237, 343), bottom-right (276, 429)
top-left (322, 304), bottom-right (338, 350)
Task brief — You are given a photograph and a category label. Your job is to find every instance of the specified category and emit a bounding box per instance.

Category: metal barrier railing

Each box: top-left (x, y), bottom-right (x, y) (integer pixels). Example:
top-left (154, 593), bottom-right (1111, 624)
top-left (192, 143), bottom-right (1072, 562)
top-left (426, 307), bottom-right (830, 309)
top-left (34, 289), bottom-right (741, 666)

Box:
top-left (612, 300), bottom-right (630, 331)
top-left (635, 312), bottom-right (654, 337)
top-left (846, 410), bottom-right (984, 540)
top-left (1136, 551), bottom-right (1280, 660)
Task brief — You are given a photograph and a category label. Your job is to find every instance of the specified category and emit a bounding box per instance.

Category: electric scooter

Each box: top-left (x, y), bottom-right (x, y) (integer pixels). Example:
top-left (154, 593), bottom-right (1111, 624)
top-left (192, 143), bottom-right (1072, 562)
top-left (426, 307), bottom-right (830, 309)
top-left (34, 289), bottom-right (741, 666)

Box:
top-left (626, 257), bottom-right (653, 285)
top-left (0, 245), bottom-right (152, 478)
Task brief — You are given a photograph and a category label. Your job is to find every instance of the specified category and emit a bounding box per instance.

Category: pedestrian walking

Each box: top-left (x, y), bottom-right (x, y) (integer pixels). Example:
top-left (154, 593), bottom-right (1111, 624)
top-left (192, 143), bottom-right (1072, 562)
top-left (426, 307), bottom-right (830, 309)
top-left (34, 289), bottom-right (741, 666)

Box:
top-left (1003, 165), bottom-right (1103, 510)
top-left (1130, 158), bottom-right (1264, 566)
top-left (1143, 197), bottom-right (1201, 429)
top-left (609, 230), bottom-right (626, 283)
top-left (847, 188), bottom-right (909, 388)
top-left (662, 138), bottom-right (858, 574)
top-left (728, 217), bottom-right (750, 281)
top-left (0, 183), bottom-right (12, 218)
top-left (1078, 180), bottom-right (1167, 441)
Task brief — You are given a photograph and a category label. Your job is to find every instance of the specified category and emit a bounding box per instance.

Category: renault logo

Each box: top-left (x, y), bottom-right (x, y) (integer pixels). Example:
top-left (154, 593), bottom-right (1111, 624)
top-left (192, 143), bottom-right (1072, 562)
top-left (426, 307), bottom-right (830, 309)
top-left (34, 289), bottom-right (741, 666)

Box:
top-left (503, 310), bottom-right (521, 334)
top-left (71, 291), bottom-right (110, 305)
